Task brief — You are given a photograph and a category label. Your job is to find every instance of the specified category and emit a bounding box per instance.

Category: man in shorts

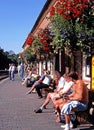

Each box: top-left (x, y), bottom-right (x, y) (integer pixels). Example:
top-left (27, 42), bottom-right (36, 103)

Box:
top-left (60, 71), bottom-right (89, 130)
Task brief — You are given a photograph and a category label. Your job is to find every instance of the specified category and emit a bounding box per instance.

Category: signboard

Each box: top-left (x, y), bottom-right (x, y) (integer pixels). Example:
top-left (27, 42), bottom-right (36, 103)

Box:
top-left (92, 55), bottom-right (94, 90)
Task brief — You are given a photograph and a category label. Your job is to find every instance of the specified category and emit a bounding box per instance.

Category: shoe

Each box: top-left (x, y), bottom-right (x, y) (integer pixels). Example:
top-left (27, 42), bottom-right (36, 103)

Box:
top-left (38, 96), bottom-right (43, 99)
top-left (26, 91), bottom-right (31, 95)
top-left (54, 110), bottom-right (57, 114)
top-left (61, 121), bottom-right (73, 128)
top-left (64, 127), bottom-right (70, 130)
top-left (34, 108), bottom-right (42, 113)
top-left (69, 121), bottom-right (73, 128)
top-left (61, 124), bottom-right (70, 130)
top-left (43, 106), bottom-right (46, 109)
top-left (61, 124), bottom-right (66, 128)
top-left (32, 89), bottom-right (36, 93)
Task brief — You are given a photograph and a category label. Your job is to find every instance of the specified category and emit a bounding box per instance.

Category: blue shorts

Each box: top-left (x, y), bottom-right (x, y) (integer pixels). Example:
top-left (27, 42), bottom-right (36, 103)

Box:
top-left (61, 100), bottom-right (88, 115)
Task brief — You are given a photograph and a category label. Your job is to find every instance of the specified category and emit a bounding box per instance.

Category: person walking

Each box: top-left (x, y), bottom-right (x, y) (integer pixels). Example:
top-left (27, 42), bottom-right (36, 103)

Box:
top-left (8, 63), bottom-right (12, 80)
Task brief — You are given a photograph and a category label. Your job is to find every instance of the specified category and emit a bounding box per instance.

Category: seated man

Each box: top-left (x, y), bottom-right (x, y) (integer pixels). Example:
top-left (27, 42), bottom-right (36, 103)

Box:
top-left (60, 72), bottom-right (89, 130)
top-left (35, 71), bottom-right (52, 98)
top-left (34, 71), bottom-right (70, 113)
top-left (26, 69), bottom-right (47, 97)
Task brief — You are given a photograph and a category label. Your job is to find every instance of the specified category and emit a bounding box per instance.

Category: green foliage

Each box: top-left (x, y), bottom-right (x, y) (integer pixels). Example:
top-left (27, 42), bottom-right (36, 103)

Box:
top-left (31, 38), bottom-right (43, 54)
top-left (0, 47), bottom-right (18, 69)
top-left (50, 14), bottom-right (76, 50)
top-left (51, 14), bottom-right (72, 34)
top-left (23, 37), bottom-right (43, 62)
top-left (50, 2), bottom-right (94, 52)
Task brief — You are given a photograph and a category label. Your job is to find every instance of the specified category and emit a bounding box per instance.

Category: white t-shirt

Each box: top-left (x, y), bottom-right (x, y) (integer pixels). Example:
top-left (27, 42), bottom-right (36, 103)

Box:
top-left (9, 66), bottom-right (12, 72)
top-left (11, 66), bottom-right (16, 72)
top-left (56, 77), bottom-right (65, 91)
top-left (61, 81), bottom-right (74, 95)
top-left (17, 65), bottom-right (21, 72)
top-left (42, 75), bottom-right (52, 85)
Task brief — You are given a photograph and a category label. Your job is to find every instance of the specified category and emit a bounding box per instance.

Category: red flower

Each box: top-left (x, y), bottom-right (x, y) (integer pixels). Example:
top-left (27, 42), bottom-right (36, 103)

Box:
top-left (43, 47), bottom-right (49, 51)
top-left (50, 0), bottom-right (89, 20)
top-left (38, 29), bottom-right (51, 51)
top-left (25, 34), bottom-right (33, 45)
top-left (50, 6), bottom-right (55, 16)
top-left (40, 32), bottom-right (45, 37)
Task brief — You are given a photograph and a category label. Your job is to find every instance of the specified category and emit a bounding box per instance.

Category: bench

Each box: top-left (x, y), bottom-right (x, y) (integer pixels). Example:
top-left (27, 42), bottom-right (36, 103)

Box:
top-left (70, 90), bottom-right (94, 127)
top-left (71, 108), bottom-right (89, 125)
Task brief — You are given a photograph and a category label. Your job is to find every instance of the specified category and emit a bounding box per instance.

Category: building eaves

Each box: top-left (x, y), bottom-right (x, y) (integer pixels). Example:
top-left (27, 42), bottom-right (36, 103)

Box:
top-left (30, 0), bottom-right (51, 34)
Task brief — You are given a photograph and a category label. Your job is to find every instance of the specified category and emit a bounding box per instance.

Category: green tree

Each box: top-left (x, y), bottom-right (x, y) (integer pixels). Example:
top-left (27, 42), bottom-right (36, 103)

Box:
top-left (49, 0), bottom-right (94, 53)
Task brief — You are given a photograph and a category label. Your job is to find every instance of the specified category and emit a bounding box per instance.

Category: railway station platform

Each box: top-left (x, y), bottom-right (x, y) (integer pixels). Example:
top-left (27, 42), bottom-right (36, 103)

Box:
top-left (0, 75), bottom-right (94, 130)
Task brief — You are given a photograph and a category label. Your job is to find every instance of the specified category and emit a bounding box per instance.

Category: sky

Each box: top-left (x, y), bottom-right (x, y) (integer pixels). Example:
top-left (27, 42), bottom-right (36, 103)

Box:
top-left (0, 0), bottom-right (46, 54)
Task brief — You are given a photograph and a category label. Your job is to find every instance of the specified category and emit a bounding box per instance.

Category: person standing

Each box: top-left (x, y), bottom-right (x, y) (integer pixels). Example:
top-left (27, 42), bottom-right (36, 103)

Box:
top-left (8, 63), bottom-right (12, 80)
top-left (11, 63), bottom-right (16, 81)
top-left (20, 62), bottom-right (24, 80)
top-left (17, 63), bottom-right (21, 77)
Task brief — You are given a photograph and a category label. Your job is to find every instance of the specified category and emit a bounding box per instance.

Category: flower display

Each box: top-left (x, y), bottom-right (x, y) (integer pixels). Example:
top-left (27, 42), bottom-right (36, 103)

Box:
top-left (38, 29), bottom-right (51, 51)
top-left (23, 0), bottom-right (93, 61)
top-left (25, 34), bottom-right (34, 45)
top-left (50, 0), bottom-right (89, 20)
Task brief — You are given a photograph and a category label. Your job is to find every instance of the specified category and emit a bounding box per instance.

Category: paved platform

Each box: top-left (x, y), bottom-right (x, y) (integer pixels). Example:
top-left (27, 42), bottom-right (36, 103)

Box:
top-left (0, 75), bottom-right (94, 130)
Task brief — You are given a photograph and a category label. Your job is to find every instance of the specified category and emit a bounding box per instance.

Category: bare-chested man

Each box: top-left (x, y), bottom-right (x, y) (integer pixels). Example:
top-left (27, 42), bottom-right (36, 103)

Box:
top-left (60, 71), bottom-right (89, 130)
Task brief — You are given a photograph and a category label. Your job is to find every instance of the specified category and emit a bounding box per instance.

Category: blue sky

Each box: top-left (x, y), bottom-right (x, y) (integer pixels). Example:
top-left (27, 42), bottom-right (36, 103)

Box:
top-left (0, 0), bottom-right (46, 54)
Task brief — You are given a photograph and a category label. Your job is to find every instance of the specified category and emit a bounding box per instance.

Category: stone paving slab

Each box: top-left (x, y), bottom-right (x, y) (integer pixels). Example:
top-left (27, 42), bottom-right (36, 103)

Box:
top-left (0, 75), bottom-right (94, 130)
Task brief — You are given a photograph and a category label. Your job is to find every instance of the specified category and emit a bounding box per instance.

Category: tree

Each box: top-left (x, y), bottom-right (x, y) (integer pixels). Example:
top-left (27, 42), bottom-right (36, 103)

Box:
top-left (48, 0), bottom-right (94, 73)
top-left (0, 47), bottom-right (18, 69)
top-left (49, 0), bottom-right (94, 53)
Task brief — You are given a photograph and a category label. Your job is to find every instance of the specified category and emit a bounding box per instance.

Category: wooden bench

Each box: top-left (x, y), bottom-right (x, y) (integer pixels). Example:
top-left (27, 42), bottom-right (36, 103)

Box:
top-left (72, 109), bottom-right (89, 124)
top-left (70, 91), bottom-right (94, 126)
